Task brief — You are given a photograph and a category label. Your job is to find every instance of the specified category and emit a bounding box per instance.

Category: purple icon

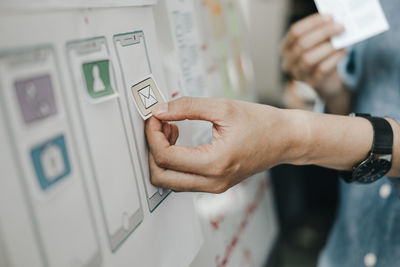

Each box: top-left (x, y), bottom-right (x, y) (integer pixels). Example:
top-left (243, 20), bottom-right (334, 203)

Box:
top-left (14, 74), bottom-right (58, 124)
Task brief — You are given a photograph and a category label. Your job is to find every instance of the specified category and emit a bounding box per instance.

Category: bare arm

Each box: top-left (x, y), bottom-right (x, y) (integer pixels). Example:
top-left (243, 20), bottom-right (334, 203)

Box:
top-left (145, 97), bottom-right (400, 193)
top-left (288, 109), bottom-right (400, 177)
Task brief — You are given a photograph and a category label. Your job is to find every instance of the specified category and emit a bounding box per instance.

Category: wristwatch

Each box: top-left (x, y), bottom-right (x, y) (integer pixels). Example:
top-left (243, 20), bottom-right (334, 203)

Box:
top-left (340, 113), bottom-right (393, 184)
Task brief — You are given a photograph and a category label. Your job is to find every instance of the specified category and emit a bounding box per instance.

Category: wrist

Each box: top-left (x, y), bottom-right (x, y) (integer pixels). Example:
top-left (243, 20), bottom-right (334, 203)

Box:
top-left (278, 109), bottom-right (313, 166)
top-left (302, 113), bottom-right (373, 170)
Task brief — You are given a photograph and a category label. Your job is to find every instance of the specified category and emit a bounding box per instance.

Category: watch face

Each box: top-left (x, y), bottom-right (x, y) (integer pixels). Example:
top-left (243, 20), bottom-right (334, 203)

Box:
top-left (353, 157), bottom-right (392, 184)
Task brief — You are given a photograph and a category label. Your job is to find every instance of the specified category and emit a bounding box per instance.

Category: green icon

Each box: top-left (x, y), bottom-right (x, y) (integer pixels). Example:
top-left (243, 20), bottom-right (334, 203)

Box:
top-left (82, 60), bottom-right (114, 98)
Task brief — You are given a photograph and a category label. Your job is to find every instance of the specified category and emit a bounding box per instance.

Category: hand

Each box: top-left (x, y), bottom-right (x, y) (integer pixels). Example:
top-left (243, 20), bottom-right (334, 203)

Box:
top-left (146, 97), bottom-right (400, 191)
top-left (282, 13), bottom-right (346, 100)
top-left (145, 97), bottom-right (305, 193)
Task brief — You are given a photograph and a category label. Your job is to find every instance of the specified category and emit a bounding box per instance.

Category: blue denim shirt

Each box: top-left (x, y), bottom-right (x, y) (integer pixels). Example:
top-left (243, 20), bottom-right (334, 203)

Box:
top-left (318, 0), bottom-right (400, 266)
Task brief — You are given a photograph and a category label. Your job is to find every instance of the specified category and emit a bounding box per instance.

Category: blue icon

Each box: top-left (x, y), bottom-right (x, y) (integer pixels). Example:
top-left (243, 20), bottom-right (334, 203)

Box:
top-left (31, 135), bottom-right (71, 190)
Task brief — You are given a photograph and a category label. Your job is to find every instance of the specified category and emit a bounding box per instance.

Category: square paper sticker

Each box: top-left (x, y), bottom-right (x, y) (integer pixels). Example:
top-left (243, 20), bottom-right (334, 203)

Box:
top-left (31, 135), bottom-right (71, 191)
top-left (14, 74), bottom-right (58, 124)
top-left (314, 0), bottom-right (389, 49)
top-left (82, 59), bottom-right (114, 99)
top-left (130, 75), bottom-right (166, 120)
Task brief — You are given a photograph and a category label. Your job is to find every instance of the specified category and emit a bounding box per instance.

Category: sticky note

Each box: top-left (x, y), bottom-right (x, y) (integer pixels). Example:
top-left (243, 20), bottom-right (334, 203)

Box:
top-left (15, 74), bottom-right (58, 124)
top-left (314, 0), bottom-right (389, 49)
top-left (82, 60), bottom-right (114, 99)
top-left (31, 135), bottom-right (71, 190)
top-left (130, 75), bottom-right (166, 120)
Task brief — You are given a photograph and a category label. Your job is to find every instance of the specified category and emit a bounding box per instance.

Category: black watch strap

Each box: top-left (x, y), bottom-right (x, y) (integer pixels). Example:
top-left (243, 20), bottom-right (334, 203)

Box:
top-left (356, 114), bottom-right (393, 155)
top-left (340, 114), bottom-right (393, 183)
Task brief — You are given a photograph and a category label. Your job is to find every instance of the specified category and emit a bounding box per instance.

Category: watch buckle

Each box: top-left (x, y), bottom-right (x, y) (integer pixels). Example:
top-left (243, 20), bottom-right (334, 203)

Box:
top-left (376, 154), bottom-right (392, 161)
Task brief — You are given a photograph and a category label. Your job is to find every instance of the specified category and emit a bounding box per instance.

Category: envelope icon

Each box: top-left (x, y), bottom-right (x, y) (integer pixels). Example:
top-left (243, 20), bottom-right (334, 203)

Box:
top-left (138, 85), bottom-right (158, 109)
top-left (130, 75), bottom-right (166, 120)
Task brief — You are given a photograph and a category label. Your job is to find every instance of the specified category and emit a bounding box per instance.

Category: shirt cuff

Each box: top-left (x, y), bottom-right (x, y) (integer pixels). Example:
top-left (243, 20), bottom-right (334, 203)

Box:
top-left (387, 115), bottom-right (400, 196)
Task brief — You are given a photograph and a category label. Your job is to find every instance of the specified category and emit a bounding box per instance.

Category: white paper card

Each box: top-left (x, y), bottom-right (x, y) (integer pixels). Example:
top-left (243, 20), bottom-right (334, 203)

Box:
top-left (129, 74), bottom-right (167, 120)
top-left (314, 0), bottom-right (389, 49)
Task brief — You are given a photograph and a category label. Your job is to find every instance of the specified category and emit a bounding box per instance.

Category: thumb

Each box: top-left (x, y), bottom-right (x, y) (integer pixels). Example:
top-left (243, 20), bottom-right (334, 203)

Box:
top-left (152, 96), bottom-right (226, 122)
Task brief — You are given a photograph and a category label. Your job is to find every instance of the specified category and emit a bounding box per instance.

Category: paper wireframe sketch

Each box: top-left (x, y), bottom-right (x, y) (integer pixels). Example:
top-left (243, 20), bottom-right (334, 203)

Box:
top-left (130, 75), bottom-right (166, 120)
top-left (314, 0), bottom-right (389, 49)
top-left (138, 85), bottom-right (158, 109)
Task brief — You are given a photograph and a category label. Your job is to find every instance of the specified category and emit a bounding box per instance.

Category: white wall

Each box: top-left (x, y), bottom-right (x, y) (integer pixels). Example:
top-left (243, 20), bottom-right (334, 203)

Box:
top-left (0, 1), bottom-right (279, 266)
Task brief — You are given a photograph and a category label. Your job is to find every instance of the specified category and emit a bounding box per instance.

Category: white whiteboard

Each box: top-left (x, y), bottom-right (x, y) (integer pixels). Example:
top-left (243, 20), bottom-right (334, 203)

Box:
top-left (0, 6), bottom-right (203, 267)
top-left (0, 1), bottom-right (278, 267)
top-left (0, 0), bottom-right (157, 10)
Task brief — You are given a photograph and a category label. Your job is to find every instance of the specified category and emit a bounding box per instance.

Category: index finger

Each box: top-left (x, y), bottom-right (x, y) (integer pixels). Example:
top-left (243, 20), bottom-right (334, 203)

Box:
top-left (152, 96), bottom-right (229, 123)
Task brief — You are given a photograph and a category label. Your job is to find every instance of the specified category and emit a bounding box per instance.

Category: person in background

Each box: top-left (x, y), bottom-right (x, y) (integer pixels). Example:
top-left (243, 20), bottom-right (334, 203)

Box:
top-left (281, 0), bottom-right (400, 265)
top-left (145, 0), bottom-right (400, 265)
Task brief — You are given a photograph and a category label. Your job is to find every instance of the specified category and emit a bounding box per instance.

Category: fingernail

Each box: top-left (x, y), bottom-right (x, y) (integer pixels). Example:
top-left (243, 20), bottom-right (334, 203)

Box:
top-left (152, 103), bottom-right (168, 116)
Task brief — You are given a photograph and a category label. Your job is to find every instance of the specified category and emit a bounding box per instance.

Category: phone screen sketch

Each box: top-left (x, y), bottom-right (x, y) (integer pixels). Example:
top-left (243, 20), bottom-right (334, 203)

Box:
top-left (67, 37), bottom-right (143, 251)
top-left (0, 46), bottom-right (101, 267)
top-left (114, 31), bottom-right (170, 212)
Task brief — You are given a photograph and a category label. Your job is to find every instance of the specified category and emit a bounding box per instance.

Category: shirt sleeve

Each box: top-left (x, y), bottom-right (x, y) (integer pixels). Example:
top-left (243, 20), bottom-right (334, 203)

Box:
top-left (390, 179), bottom-right (400, 197)
top-left (387, 115), bottom-right (400, 195)
top-left (337, 42), bottom-right (366, 92)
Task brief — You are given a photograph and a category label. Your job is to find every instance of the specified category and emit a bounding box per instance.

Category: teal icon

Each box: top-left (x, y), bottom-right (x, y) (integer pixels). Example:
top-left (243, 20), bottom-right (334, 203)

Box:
top-left (31, 135), bottom-right (71, 190)
top-left (82, 60), bottom-right (114, 98)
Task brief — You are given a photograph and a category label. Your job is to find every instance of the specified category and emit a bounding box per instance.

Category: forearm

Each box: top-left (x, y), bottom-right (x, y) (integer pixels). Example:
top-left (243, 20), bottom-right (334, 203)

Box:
top-left (284, 110), bottom-right (400, 177)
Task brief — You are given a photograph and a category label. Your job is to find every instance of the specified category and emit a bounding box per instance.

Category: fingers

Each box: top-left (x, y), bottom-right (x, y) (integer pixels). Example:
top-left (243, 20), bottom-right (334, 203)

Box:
top-left (169, 124), bottom-right (179, 145)
top-left (310, 50), bottom-right (346, 86)
top-left (282, 14), bottom-right (333, 52)
top-left (152, 96), bottom-right (230, 123)
top-left (282, 12), bottom-right (345, 84)
top-left (293, 42), bottom-right (337, 80)
top-left (291, 23), bottom-right (344, 61)
top-left (300, 42), bottom-right (337, 69)
top-left (146, 117), bottom-right (170, 150)
top-left (162, 122), bottom-right (179, 145)
top-left (284, 23), bottom-right (344, 77)
top-left (162, 122), bottom-right (172, 142)
top-left (146, 116), bottom-right (220, 175)
top-left (149, 153), bottom-right (228, 193)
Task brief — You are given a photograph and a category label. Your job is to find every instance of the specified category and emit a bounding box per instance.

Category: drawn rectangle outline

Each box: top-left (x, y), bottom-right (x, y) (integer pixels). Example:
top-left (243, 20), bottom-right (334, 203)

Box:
top-left (0, 45), bottom-right (102, 267)
top-left (113, 31), bottom-right (171, 212)
top-left (66, 37), bottom-right (143, 251)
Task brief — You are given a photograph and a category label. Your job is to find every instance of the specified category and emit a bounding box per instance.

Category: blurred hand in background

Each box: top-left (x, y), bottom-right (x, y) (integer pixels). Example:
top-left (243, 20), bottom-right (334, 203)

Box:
top-left (281, 14), bottom-right (347, 104)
